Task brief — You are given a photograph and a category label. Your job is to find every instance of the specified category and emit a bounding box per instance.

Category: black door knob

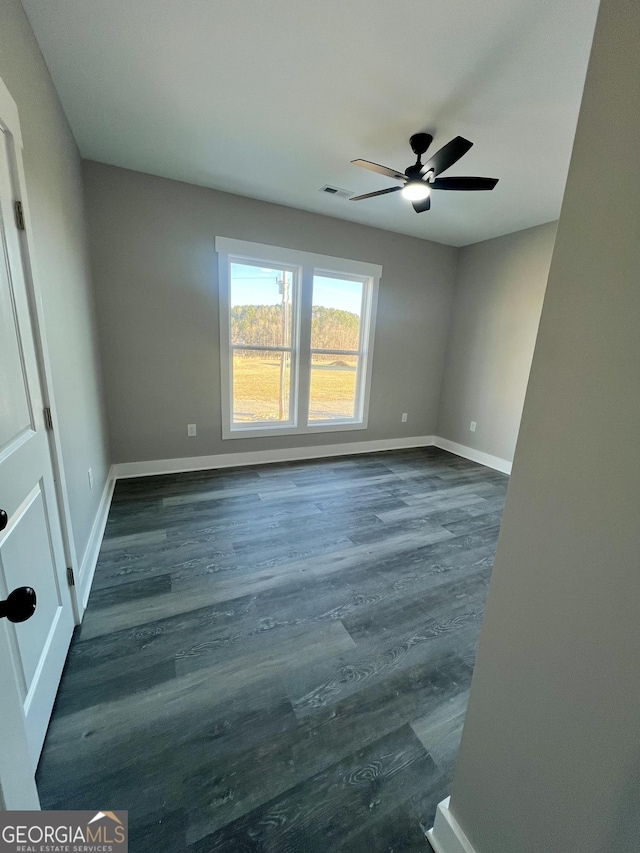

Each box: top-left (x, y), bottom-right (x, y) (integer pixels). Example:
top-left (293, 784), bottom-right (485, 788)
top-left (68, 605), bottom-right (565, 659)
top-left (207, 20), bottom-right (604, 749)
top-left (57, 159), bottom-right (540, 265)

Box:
top-left (0, 509), bottom-right (7, 532)
top-left (0, 587), bottom-right (37, 623)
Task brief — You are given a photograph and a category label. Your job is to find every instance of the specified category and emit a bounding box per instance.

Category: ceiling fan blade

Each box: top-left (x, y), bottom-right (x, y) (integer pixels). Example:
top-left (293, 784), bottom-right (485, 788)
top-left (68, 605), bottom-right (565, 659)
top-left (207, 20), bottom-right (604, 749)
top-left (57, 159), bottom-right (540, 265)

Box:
top-left (351, 159), bottom-right (407, 182)
top-left (421, 136), bottom-right (473, 176)
top-left (349, 186), bottom-right (403, 201)
top-left (430, 176), bottom-right (498, 191)
top-left (412, 196), bottom-right (431, 213)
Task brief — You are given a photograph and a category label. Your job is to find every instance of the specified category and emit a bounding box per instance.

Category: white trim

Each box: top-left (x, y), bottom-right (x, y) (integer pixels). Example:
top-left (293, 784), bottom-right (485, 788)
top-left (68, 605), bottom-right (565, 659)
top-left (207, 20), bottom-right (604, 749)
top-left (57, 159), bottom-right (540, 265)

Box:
top-left (0, 78), bottom-right (23, 149)
top-left (77, 467), bottom-right (115, 616)
top-left (111, 436), bottom-right (436, 479)
top-left (426, 797), bottom-right (479, 853)
top-left (433, 437), bottom-right (512, 475)
top-left (222, 421), bottom-right (374, 440)
top-left (215, 236), bottom-right (383, 279)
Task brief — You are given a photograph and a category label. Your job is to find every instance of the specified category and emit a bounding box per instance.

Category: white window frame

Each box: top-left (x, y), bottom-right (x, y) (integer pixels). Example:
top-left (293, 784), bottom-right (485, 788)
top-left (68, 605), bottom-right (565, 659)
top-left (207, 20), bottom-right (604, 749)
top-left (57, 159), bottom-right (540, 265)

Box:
top-left (216, 236), bottom-right (381, 439)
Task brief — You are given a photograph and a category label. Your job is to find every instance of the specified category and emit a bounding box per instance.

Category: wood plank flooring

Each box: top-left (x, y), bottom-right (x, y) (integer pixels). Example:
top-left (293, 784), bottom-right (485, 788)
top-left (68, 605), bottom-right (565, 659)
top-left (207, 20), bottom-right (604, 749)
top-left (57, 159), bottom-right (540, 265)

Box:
top-left (36, 448), bottom-right (508, 852)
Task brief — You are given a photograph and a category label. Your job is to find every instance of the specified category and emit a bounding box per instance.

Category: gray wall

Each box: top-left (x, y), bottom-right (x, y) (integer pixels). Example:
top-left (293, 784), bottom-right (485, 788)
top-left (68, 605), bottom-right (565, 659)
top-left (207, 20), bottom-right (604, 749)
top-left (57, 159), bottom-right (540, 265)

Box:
top-left (82, 161), bottom-right (458, 464)
top-left (0, 0), bottom-right (109, 567)
top-left (448, 1), bottom-right (640, 851)
top-left (437, 222), bottom-right (556, 463)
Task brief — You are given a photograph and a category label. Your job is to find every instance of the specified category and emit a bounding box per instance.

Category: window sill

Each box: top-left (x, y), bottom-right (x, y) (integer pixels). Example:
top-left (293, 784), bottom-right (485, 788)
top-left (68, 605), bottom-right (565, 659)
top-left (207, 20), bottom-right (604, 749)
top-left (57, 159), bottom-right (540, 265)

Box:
top-left (222, 420), bottom-right (369, 440)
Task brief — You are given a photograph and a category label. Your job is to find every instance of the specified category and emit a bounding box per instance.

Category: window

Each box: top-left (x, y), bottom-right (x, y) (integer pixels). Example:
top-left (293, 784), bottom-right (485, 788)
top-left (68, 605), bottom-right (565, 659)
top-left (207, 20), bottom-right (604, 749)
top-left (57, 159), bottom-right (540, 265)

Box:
top-left (216, 237), bottom-right (380, 439)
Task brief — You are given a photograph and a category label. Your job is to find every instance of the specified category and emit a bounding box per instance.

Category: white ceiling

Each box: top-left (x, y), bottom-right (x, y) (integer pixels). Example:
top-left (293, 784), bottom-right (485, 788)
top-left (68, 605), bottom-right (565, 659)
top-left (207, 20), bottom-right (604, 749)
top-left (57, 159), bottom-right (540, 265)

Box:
top-left (22, 0), bottom-right (599, 247)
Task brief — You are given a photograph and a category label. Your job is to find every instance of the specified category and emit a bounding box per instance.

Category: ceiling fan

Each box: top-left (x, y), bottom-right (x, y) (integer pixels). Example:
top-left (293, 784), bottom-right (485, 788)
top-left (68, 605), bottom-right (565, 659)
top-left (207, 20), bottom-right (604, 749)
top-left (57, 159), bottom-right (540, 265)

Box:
top-left (350, 133), bottom-right (498, 213)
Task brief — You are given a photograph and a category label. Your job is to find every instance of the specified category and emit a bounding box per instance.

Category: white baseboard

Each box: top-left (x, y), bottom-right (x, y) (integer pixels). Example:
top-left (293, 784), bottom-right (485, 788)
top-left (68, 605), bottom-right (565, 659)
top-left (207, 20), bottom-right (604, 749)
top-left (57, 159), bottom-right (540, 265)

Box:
top-left (433, 437), bottom-right (512, 475)
top-left (111, 436), bottom-right (437, 479)
top-left (76, 466), bottom-right (115, 616)
top-left (426, 798), bottom-right (478, 853)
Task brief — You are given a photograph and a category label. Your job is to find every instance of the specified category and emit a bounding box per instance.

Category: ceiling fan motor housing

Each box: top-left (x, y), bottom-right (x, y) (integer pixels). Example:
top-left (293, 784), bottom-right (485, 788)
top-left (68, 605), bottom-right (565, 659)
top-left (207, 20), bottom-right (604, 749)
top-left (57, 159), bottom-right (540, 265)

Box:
top-left (409, 133), bottom-right (433, 157)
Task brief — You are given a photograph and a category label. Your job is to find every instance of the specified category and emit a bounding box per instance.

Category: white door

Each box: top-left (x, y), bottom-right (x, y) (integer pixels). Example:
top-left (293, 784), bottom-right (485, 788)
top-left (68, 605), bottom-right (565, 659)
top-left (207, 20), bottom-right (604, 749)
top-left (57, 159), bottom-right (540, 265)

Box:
top-left (0, 622), bottom-right (39, 808)
top-left (0, 119), bottom-right (75, 770)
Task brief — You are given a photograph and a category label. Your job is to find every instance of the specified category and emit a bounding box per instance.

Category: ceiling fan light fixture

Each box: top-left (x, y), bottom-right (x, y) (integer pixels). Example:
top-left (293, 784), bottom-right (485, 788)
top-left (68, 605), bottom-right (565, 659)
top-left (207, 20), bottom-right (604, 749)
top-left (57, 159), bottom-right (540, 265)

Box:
top-left (401, 181), bottom-right (430, 201)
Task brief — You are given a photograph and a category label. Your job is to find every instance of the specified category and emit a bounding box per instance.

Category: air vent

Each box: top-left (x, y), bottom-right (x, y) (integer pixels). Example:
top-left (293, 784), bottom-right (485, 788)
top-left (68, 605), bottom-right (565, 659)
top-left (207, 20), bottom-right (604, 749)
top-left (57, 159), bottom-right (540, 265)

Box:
top-left (320, 185), bottom-right (352, 199)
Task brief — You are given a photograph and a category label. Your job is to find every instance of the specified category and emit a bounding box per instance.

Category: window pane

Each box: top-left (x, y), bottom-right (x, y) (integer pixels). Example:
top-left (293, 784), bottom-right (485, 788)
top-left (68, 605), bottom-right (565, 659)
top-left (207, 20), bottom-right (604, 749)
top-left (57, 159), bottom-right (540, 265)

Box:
top-left (311, 275), bottom-right (363, 351)
top-left (308, 353), bottom-right (358, 421)
top-left (232, 349), bottom-right (291, 424)
top-left (230, 263), bottom-right (293, 347)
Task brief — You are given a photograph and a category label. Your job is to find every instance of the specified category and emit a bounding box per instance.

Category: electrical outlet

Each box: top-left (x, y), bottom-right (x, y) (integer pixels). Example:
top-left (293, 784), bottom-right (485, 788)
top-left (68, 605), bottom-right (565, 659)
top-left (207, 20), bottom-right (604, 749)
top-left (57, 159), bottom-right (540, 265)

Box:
top-left (401, 413), bottom-right (408, 423)
top-left (88, 468), bottom-right (93, 490)
top-left (470, 421), bottom-right (477, 432)
top-left (187, 424), bottom-right (197, 436)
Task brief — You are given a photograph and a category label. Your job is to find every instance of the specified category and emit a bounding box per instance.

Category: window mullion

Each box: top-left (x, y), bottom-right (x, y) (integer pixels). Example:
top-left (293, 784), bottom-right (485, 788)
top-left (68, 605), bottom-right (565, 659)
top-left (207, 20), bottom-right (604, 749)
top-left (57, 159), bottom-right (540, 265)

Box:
top-left (297, 264), bottom-right (314, 427)
top-left (219, 255), bottom-right (233, 439)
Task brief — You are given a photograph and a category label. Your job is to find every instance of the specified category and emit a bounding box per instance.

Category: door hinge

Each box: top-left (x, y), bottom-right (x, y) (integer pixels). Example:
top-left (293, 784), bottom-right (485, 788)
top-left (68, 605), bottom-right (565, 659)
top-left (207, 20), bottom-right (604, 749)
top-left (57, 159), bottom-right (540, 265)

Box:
top-left (67, 567), bottom-right (75, 587)
top-left (44, 406), bottom-right (54, 431)
top-left (14, 200), bottom-right (25, 231)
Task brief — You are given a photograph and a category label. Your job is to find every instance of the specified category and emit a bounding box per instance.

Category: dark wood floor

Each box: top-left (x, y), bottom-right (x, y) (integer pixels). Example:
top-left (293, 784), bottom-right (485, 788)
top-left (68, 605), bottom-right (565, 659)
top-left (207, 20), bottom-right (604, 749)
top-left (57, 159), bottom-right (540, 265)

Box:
top-left (36, 448), bottom-right (507, 852)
